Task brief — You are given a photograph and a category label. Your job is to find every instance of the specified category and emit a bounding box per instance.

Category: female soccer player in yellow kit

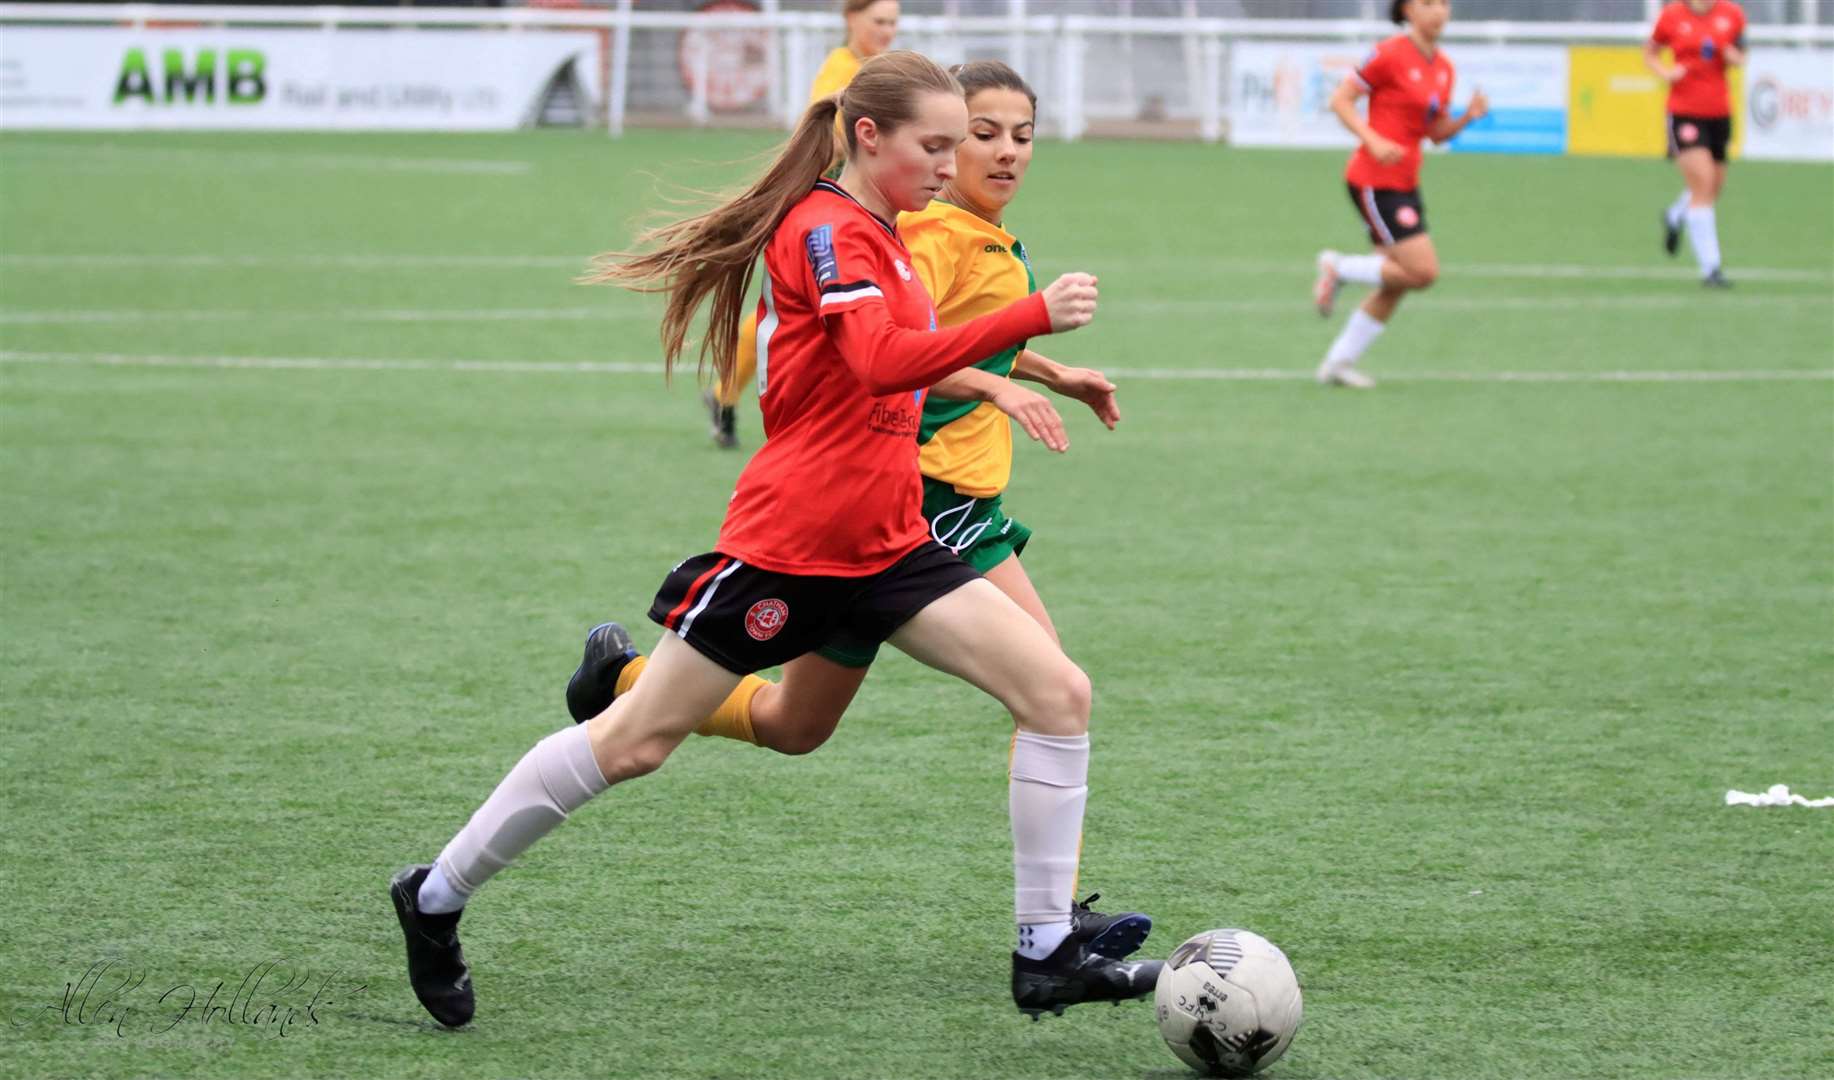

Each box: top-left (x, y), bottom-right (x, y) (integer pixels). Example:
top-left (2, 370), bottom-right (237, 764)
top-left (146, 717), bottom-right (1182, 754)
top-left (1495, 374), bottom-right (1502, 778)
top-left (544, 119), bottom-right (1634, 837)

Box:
top-left (705, 0), bottom-right (901, 448)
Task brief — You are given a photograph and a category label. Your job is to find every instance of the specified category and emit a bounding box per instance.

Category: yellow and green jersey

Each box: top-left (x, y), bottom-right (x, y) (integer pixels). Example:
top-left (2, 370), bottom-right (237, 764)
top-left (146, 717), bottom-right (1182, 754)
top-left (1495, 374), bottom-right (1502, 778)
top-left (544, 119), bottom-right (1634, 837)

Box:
top-left (898, 199), bottom-right (1036, 499)
top-left (810, 47), bottom-right (862, 104)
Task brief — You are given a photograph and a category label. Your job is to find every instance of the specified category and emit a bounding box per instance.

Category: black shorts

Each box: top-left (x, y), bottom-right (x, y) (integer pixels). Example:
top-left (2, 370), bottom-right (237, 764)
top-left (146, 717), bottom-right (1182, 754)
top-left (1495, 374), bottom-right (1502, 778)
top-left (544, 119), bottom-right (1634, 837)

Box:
top-left (1668, 114), bottom-right (1732, 163)
top-left (1346, 183), bottom-right (1428, 247)
top-left (646, 540), bottom-right (981, 675)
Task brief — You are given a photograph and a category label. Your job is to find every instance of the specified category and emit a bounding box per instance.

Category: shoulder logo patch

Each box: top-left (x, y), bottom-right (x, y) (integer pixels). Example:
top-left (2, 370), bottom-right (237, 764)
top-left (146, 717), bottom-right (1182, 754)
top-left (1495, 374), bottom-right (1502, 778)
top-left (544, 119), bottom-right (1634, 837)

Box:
top-left (805, 224), bottom-right (838, 287)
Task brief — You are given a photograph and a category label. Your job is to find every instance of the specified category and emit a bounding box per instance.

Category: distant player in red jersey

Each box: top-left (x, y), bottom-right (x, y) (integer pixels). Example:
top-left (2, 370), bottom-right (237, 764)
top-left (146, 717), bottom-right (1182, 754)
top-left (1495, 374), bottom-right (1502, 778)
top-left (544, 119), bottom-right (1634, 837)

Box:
top-left (387, 52), bottom-right (1160, 1029)
top-left (1310, 0), bottom-right (1487, 389)
top-left (1647, 0), bottom-right (1745, 287)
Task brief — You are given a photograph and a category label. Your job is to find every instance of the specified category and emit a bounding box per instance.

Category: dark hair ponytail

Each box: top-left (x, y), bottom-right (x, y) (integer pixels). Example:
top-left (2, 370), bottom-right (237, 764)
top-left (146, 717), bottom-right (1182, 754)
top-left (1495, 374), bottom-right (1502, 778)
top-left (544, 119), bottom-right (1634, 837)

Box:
top-left (1390, 0), bottom-right (1408, 25)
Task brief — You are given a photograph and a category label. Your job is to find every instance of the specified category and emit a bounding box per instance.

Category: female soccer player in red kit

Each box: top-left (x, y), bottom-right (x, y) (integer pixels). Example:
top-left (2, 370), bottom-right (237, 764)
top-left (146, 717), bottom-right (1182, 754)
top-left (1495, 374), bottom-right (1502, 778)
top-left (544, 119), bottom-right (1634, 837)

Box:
top-left (388, 51), bottom-right (1159, 1029)
top-left (1647, 0), bottom-right (1745, 287)
top-left (1310, 0), bottom-right (1487, 389)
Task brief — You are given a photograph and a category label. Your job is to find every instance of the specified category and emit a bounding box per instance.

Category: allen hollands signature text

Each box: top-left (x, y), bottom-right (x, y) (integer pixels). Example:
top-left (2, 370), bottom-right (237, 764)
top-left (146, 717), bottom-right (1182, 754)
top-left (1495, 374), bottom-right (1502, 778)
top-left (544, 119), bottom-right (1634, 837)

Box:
top-left (14, 958), bottom-right (367, 1038)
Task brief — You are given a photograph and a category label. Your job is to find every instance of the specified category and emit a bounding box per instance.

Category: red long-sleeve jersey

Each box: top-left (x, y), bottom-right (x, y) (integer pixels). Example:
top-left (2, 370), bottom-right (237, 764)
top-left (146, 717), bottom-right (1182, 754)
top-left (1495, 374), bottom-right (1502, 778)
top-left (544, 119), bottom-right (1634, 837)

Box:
top-left (716, 180), bottom-right (1051, 575)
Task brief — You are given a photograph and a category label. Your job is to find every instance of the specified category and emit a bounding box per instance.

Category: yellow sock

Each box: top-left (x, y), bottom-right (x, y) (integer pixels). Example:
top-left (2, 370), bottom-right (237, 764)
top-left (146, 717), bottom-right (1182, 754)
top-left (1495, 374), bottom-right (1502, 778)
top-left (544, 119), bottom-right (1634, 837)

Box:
top-left (614, 654), bottom-right (647, 697)
top-left (719, 315), bottom-right (760, 408)
top-left (695, 674), bottom-right (768, 744)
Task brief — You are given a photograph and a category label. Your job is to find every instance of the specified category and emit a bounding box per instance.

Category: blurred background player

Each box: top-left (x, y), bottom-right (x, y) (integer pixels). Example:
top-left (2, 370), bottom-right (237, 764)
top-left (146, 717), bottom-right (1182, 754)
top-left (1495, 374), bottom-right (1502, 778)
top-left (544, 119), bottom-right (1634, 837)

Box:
top-left (566, 59), bottom-right (1148, 963)
top-left (704, 0), bottom-right (901, 448)
top-left (392, 52), bottom-right (1156, 1029)
top-left (1647, 0), bottom-right (1745, 287)
top-left (1310, 0), bottom-right (1486, 389)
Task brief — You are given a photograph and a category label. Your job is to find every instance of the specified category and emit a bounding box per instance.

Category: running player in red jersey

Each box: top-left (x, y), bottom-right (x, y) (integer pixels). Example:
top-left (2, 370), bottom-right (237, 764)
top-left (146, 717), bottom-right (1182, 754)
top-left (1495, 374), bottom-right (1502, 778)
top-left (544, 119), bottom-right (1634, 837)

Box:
top-left (388, 51), bottom-right (1159, 1029)
top-left (1647, 0), bottom-right (1745, 287)
top-left (1310, 0), bottom-right (1487, 389)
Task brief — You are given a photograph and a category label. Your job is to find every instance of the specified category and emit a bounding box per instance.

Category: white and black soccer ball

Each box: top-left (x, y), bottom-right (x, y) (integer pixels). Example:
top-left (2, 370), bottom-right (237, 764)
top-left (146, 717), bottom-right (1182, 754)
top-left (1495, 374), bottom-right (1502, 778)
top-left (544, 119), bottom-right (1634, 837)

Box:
top-left (1154, 928), bottom-right (1303, 1077)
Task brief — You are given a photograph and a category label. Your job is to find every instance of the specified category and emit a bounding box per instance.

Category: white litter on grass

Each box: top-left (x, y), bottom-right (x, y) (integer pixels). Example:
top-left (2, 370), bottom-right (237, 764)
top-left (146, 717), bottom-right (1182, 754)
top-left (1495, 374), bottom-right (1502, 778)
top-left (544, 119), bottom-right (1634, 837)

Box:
top-left (1725, 785), bottom-right (1834, 808)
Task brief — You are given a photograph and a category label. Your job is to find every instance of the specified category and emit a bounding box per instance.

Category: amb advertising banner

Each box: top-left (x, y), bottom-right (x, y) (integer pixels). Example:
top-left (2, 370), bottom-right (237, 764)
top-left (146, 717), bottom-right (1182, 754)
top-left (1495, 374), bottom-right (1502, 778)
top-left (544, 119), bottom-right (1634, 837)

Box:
top-left (1229, 40), bottom-right (1567, 154)
top-left (0, 27), bottom-right (603, 130)
top-left (1742, 49), bottom-right (1834, 162)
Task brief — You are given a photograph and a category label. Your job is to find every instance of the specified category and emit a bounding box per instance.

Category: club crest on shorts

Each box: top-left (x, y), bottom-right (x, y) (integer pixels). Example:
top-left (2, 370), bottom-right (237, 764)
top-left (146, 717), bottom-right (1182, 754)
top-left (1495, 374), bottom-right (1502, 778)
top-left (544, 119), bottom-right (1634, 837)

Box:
top-left (1679, 122), bottom-right (1699, 143)
top-left (1397, 205), bottom-right (1420, 228)
top-left (745, 599), bottom-right (789, 641)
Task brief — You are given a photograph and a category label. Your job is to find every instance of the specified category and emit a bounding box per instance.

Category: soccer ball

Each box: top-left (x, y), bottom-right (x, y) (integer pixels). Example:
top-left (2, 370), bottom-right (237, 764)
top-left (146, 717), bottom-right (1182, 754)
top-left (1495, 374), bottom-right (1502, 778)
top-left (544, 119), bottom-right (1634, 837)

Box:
top-left (1154, 929), bottom-right (1303, 1077)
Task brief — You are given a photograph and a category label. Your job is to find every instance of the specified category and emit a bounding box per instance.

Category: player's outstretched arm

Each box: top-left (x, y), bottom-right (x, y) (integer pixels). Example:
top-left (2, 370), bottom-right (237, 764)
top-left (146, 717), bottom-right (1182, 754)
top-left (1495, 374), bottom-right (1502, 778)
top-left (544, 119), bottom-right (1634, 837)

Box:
top-left (1014, 350), bottom-right (1119, 430)
top-left (931, 366), bottom-right (1070, 452)
top-left (825, 272), bottom-right (1095, 395)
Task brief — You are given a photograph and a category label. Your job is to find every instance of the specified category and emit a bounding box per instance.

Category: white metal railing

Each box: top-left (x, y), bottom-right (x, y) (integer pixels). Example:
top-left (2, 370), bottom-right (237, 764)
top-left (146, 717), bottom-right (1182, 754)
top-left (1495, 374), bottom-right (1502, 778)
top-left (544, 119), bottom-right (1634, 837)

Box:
top-left (5, 4), bottom-right (1831, 141)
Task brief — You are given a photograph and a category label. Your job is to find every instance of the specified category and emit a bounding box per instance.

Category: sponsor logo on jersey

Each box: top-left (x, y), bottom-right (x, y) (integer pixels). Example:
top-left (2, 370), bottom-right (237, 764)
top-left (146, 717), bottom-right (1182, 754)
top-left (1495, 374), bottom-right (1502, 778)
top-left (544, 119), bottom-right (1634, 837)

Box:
top-left (744, 599), bottom-right (789, 641)
top-left (983, 242), bottom-right (1009, 254)
top-left (894, 257), bottom-right (912, 281)
top-left (866, 399), bottom-right (922, 438)
top-left (805, 224), bottom-right (839, 287)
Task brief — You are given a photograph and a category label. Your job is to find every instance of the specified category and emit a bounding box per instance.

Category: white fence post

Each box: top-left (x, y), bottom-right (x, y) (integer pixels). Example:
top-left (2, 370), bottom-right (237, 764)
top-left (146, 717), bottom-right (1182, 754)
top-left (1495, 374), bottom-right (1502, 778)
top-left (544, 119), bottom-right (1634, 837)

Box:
top-left (608, 0), bottom-right (632, 137)
top-left (1057, 15), bottom-right (1085, 142)
top-left (1199, 29), bottom-right (1224, 143)
top-left (1008, 0), bottom-right (1027, 80)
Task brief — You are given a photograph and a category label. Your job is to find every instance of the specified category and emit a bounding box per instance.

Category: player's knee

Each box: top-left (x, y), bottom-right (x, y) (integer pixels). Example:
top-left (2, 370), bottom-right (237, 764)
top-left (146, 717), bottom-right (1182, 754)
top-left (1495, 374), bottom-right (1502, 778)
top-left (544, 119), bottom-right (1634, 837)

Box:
top-left (1408, 264), bottom-right (1439, 290)
top-left (605, 735), bottom-right (675, 781)
top-left (760, 718), bottom-right (837, 756)
top-left (1015, 661), bottom-right (1091, 735)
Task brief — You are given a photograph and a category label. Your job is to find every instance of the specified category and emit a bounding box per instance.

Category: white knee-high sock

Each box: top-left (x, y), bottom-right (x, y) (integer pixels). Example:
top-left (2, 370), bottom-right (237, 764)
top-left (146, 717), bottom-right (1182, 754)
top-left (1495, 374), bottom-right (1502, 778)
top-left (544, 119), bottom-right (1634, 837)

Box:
top-left (1666, 190), bottom-right (1691, 229)
top-left (1323, 308), bottom-right (1387, 370)
top-left (419, 724), bottom-right (609, 914)
top-left (1685, 205), bottom-right (1721, 276)
top-left (1331, 252), bottom-right (1387, 286)
top-left (1010, 731), bottom-right (1089, 960)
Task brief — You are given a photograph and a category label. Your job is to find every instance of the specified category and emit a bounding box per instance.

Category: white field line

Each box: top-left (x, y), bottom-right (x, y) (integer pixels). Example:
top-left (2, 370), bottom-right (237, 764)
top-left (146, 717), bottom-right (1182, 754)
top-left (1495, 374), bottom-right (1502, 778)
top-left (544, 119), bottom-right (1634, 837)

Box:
top-left (3, 350), bottom-right (1829, 384)
top-left (0, 254), bottom-right (583, 269)
top-left (0, 144), bottom-right (531, 175)
top-left (2, 252), bottom-right (1830, 284)
top-left (1, 293), bottom-right (1823, 327)
top-left (0, 307), bottom-right (649, 325)
top-left (1065, 255), bottom-right (1834, 285)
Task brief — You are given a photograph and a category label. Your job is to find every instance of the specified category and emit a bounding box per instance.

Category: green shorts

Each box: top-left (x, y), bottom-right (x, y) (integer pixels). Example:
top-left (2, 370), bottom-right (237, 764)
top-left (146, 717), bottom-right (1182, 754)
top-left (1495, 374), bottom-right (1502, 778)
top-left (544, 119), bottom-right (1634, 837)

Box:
top-left (814, 478), bottom-right (1032, 668)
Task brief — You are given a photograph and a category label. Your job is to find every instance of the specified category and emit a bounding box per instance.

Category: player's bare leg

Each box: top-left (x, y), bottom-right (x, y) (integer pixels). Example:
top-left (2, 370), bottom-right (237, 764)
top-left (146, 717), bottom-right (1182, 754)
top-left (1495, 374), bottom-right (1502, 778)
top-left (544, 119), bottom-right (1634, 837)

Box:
top-left (394, 634), bottom-right (740, 1027)
top-left (890, 579), bottom-right (1160, 1016)
top-left (1676, 147), bottom-right (1728, 286)
top-left (746, 653), bottom-right (867, 754)
top-left (1318, 235), bottom-right (1436, 389)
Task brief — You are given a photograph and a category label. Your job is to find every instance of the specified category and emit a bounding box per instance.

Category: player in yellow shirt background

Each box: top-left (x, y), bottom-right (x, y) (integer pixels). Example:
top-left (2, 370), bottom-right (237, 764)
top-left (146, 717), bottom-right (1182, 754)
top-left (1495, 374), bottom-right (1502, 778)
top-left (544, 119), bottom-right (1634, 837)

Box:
top-left (703, 0), bottom-right (901, 448)
top-left (577, 60), bottom-right (1122, 758)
